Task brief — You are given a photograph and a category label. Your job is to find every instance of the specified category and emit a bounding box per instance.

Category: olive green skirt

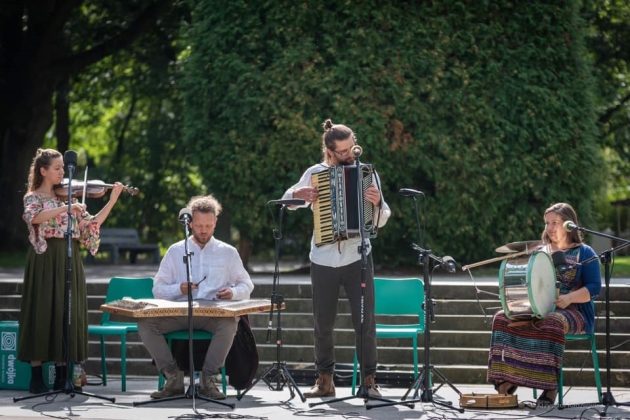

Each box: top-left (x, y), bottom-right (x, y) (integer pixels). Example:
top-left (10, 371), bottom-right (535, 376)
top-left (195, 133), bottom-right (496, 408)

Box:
top-left (18, 238), bottom-right (88, 363)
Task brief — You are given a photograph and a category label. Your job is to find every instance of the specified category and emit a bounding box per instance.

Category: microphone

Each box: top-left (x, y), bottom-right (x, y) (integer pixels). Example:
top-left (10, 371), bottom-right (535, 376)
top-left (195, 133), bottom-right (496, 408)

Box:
top-left (64, 150), bottom-right (77, 174)
top-left (178, 207), bottom-right (192, 224)
top-left (563, 220), bottom-right (580, 232)
top-left (351, 145), bottom-right (363, 157)
top-left (440, 256), bottom-right (457, 273)
top-left (399, 188), bottom-right (424, 197)
top-left (267, 199), bottom-right (306, 206)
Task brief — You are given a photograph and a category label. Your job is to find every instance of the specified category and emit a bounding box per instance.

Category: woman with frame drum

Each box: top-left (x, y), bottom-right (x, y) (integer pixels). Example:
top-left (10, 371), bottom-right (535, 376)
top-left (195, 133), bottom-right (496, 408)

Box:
top-left (487, 202), bottom-right (601, 406)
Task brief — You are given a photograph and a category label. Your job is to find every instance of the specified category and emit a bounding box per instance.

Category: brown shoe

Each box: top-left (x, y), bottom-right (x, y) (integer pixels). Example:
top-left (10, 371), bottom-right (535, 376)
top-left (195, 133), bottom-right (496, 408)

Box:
top-left (364, 374), bottom-right (382, 398)
top-left (199, 371), bottom-right (226, 400)
top-left (303, 372), bottom-right (336, 398)
top-left (151, 369), bottom-right (185, 399)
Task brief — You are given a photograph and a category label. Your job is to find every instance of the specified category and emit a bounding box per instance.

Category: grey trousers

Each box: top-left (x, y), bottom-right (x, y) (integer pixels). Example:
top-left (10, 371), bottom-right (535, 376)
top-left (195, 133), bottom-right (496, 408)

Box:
top-left (138, 315), bottom-right (238, 376)
top-left (311, 256), bottom-right (377, 376)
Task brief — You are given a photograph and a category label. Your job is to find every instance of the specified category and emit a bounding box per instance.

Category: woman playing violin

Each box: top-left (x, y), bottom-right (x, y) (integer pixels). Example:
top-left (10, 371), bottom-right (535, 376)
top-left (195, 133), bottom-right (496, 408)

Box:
top-left (19, 148), bottom-right (124, 393)
top-left (487, 202), bottom-right (601, 405)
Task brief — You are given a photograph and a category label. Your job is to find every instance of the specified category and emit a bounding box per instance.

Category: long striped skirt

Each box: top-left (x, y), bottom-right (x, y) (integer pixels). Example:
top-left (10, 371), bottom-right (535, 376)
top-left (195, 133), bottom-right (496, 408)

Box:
top-left (18, 238), bottom-right (88, 363)
top-left (487, 307), bottom-right (585, 390)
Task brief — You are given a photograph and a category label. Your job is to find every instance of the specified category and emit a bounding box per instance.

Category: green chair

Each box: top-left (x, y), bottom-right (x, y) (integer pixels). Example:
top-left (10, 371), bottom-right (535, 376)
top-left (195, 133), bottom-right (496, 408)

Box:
top-left (87, 277), bottom-right (154, 392)
top-left (534, 332), bottom-right (602, 405)
top-left (351, 277), bottom-right (425, 394)
top-left (157, 330), bottom-right (228, 395)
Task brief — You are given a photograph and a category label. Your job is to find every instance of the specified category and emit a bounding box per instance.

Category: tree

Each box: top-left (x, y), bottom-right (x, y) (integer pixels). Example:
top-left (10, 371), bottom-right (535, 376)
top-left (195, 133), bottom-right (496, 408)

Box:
top-left (0, 0), bottom-right (173, 252)
top-left (181, 1), bottom-right (603, 264)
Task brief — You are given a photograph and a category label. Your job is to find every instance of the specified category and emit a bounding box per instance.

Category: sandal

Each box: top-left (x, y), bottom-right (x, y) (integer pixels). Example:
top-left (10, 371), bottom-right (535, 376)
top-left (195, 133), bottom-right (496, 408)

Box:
top-left (494, 381), bottom-right (518, 395)
top-left (536, 389), bottom-right (557, 406)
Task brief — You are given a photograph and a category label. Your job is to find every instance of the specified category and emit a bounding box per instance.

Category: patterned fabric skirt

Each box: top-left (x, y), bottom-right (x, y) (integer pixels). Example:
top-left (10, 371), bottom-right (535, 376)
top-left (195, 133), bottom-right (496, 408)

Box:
top-left (18, 238), bottom-right (88, 363)
top-left (487, 307), bottom-right (585, 390)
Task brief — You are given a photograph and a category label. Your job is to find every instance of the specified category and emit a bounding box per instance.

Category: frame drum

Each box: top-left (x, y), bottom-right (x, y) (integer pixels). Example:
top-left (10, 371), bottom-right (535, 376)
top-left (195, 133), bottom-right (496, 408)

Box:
top-left (499, 251), bottom-right (557, 320)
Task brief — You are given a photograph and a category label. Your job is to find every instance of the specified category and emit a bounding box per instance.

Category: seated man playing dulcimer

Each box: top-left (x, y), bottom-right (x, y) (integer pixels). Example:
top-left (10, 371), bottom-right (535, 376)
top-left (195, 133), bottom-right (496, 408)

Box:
top-left (138, 195), bottom-right (254, 400)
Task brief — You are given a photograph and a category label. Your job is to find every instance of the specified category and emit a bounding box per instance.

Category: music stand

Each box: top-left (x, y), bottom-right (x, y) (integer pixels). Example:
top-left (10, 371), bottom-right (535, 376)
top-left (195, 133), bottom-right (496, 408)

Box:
top-left (236, 199), bottom-right (305, 402)
top-left (556, 225), bottom-right (629, 416)
top-left (134, 209), bottom-right (235, 413)
top-left (367, 190), bottom-right (463, 413)
top-left (14, 151), bottom-right (114, 405)
top-left (310, 148), bottom-right (398, 408)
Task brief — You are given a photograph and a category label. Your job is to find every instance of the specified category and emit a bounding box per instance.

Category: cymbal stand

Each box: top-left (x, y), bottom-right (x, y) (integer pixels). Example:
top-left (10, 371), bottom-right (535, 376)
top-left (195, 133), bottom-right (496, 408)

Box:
top-left (134, 214), bottom-right (234, 412)
top-left (14, 155), bottom-right (114, 405)
top-left (237, 202), bottom-right (305, 402)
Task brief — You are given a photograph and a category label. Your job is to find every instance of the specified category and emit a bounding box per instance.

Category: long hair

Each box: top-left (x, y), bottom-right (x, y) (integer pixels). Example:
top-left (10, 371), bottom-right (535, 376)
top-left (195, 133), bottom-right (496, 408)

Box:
top-left (541, 202), bottom-right (583, 244)
top-left (320, 119), bottom-right (356, 165)
top-left (27, 148), bottom-right (62, 193)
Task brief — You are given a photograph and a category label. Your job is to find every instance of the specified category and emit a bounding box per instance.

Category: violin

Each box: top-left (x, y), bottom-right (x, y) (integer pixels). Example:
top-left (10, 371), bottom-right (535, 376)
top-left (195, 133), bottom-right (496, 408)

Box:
top-left (54, 179), bottom-right (139, 199)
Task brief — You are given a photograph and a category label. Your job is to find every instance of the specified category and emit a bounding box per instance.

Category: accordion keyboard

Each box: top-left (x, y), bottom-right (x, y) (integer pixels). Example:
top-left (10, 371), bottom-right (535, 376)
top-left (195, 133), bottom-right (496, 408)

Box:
top-left (312, 170), bottom-right (335, 245)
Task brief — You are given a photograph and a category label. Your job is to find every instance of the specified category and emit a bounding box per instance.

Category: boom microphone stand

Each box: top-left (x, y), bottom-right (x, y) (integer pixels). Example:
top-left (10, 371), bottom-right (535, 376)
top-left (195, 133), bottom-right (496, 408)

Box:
top-left (134, 208), bottom-right (234, 412)
top-left (368, 188), bottom-right (463, 413)
top-left (559, 222), bottom-right (629, 416)
top-left (310, 146), bottom-right (397, 408)
top-left (237, 199), bottom-right (306, 402)
top-left (14, 150), bottom-right (115, 404)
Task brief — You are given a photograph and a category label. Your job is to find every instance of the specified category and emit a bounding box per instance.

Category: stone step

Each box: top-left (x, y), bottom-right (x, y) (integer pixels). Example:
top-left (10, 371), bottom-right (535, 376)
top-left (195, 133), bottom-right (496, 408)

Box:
top-left (4, 278), bottom-right (630, 301)
top-left (86, 336), bottom-right (630, 371)
top-left (2, 304), bottom-right (629, 335)
top-left (2, 274), bottom-right (629, 389)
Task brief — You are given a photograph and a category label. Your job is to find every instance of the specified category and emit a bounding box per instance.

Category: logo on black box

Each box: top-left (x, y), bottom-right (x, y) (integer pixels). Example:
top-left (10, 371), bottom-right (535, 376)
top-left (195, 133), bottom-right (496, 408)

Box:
top-left (1, 332), bottom-right (16, 351)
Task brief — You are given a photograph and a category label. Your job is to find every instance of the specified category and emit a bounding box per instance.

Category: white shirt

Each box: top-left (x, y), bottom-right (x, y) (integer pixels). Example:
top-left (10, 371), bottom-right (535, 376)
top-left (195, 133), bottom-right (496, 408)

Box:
top-left (152, 236), bottom-right (254, 302)
top-left (282, 162), bottom-right (391, 268)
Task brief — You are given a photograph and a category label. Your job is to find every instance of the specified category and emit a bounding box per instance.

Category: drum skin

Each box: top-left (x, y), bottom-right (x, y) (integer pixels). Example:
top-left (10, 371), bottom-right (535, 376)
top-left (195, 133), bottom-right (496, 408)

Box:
top-left (499, 251), bottom-right (557, 320)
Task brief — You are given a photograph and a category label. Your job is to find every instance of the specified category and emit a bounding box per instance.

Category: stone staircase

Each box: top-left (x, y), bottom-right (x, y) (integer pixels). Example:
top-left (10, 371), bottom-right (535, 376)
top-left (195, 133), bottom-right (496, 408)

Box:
top-left (1, 269), bottom-right (628, 388)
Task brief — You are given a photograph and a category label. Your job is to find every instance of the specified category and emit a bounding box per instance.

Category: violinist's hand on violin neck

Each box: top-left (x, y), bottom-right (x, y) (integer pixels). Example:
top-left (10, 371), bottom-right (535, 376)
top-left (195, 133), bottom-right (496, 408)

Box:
top-left (111, 182), bottom-right (124, 200)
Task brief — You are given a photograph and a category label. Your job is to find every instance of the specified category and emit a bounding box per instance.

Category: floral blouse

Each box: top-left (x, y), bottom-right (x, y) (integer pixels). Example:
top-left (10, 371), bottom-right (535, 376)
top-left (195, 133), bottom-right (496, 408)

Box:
top-left (23, 192), bottom-right (100, 255)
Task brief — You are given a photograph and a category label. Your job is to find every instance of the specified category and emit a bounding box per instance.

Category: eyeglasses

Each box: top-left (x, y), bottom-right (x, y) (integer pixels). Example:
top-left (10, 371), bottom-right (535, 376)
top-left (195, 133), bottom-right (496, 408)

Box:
top-left (331, 147), bottom-right (352, 158)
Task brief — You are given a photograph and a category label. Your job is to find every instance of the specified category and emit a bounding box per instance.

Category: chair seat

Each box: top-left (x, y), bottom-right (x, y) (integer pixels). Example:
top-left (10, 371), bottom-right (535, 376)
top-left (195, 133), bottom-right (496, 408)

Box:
top-left (376, 326), bottom-right (423, 338)
top-left (165, 330), bottom-right (213, 340)
top-left (88, 325), bottom-right (133, 335)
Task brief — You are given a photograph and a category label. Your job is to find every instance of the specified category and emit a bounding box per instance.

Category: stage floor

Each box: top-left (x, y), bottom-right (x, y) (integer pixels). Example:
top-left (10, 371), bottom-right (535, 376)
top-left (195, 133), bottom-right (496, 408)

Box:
top-left (2, 377), bottom-right (629, 420)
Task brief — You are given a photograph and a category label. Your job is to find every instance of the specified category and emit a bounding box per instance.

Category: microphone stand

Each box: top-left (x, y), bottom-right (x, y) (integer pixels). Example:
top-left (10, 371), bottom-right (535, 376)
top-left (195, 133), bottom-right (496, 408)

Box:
top-left (14, 161), bottom-right (115, 404)
top-left (368, 192), bottom-right (463, 413)
top-left (237, 201), bottom-right (305, 402)
top-left (310, 151), bottom-right (397, 408)
top-left (558, 226), bottom-right (629, 416)
top-left (134, 216), bottom-right (235, 412)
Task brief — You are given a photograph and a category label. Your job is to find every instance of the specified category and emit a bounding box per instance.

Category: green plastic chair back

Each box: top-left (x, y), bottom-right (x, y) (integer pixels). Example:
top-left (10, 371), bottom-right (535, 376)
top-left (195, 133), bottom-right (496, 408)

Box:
top-left (101, 277), bottom-right (154, 324)
top-left (374, 277), bottom-right (425, 330)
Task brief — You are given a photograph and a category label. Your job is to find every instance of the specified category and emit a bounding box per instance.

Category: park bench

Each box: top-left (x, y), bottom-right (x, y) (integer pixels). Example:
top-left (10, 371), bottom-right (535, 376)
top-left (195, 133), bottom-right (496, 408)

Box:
top-left (89, 228), bottom-right (160, 264)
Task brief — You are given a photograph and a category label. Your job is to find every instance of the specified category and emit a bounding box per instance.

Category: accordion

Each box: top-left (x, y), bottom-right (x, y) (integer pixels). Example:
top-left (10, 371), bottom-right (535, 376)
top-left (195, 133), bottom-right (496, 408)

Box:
top-left (311, 164), bottom-right (377, 247)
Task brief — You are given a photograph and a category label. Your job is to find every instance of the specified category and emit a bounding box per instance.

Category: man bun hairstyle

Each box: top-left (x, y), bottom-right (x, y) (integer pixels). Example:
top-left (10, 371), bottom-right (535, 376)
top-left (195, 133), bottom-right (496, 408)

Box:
top-left (320, 118), bottom-right (356, 162)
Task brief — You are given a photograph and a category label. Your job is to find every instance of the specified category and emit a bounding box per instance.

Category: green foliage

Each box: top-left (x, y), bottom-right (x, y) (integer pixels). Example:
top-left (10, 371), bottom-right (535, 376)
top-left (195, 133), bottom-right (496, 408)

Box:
top-left (67, 2), bottom-right (200, 247)
top-left (583, 0), bottom-right (630, 226)
top-left (181, 1), bottom-right (604, 265)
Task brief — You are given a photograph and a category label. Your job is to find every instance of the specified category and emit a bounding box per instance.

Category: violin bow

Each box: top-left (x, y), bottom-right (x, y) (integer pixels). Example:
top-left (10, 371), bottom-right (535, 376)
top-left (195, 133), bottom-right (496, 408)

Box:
top-left (81, 166), bottom-right (88, 205)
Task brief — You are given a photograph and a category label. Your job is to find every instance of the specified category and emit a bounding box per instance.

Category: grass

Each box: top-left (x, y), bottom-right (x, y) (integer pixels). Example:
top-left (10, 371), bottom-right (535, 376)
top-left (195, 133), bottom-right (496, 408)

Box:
top-left (612, 255), bottom-right (630, 277)
top-left (0, 251), bottom-right (26, 268)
